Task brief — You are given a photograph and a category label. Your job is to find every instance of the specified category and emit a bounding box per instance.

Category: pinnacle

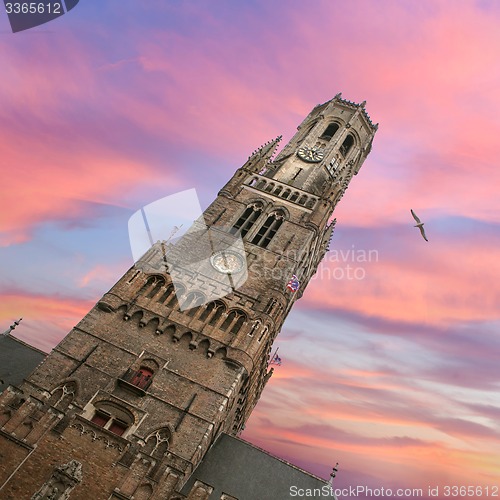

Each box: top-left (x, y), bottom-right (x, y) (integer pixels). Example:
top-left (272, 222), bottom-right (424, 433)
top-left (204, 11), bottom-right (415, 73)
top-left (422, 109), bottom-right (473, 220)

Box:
top-left (248, 135), bottom-right (282, 161)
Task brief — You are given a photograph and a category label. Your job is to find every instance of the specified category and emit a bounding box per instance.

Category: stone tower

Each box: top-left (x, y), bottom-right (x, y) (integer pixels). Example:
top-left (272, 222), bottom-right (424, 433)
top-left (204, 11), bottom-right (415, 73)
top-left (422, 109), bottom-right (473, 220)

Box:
top-left (0, 95), bottom-right (376, 500)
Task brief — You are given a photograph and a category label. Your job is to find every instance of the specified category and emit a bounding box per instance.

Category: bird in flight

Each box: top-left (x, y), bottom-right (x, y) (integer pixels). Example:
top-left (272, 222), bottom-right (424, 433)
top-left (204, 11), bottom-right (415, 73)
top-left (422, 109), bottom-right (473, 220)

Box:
top-left (411, 209), bottom-right (428, 241)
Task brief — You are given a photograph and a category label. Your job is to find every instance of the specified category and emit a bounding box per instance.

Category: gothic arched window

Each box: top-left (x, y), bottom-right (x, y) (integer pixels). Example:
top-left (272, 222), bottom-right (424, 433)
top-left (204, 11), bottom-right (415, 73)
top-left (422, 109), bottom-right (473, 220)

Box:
top-left (298, 195), bottom-right (308, 206)
top-left (231, 313), bottom-right (247, 334)
top-left (166, 284), bottom-right (184, 308)
top-left (289, 192), bottom-right (299, 203)
top-left (200, 300), bottom-right (226, 326)
top-left (158, 284), bottom-right (175, 303)
top-left (220, 309), bottom-right (247, 334)
top-left (340, 133), bottom-right (355, 156)
top-left (230, 203), bottom-right (263, 238)
top-left (182, 291), bottom-right (206, 316)
top-left (274, 186), bottom-right (283, 196)
top-left (251, 211), bottom-right (285, 249)
top-left (139, 276), bottom-right (165, 298)
top-left (50, 382), bottom-right (77, 409)
top-left (144, 428), bottom-right (171, 458)
top-left (199, 301), bottom-right (215, 322)
top-left (138, 275), bottom-right (166, 300)
top-left (320, 122), bottom-right (339, 141)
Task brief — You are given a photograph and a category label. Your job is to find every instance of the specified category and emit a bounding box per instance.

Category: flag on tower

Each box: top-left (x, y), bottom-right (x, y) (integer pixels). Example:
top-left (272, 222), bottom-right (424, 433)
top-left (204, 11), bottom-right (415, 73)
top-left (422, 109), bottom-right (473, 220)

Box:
top-left (286, 274), bottom-right (300, 293)
top-left (270, 352), bottom-right (282, 366)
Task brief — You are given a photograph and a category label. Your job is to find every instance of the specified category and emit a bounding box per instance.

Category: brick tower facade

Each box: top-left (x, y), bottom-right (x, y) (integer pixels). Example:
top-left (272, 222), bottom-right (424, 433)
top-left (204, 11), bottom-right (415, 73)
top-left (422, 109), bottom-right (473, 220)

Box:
top-left (0, 95), bottom-right (377, 500)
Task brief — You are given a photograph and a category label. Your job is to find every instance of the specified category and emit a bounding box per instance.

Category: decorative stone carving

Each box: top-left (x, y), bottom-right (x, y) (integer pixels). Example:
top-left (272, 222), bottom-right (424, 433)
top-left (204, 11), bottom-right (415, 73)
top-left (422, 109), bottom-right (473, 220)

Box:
top-left (31, 460), bottom-right (82, 500)
top-left (70, 422), bottom-right (125, 452)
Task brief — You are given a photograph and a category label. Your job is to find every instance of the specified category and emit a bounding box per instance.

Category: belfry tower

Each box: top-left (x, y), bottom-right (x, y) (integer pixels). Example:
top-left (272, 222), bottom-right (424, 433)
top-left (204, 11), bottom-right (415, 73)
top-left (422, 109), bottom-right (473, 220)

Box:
top-left (0, 95), bottom-right (376, 500)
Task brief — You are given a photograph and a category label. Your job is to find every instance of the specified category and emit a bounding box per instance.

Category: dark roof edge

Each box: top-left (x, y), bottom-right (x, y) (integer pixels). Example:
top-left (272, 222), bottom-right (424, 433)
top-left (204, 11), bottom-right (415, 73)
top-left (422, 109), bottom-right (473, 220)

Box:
top-left (2, 334), bottom-right (49, 355)
top-left (231, 434), bottom-right (328, 483)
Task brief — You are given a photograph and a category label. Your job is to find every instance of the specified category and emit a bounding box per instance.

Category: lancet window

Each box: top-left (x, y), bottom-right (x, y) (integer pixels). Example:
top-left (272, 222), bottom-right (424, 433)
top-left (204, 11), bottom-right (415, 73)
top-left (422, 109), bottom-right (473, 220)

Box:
top-left (230, 203), bottom-right (263, 238)
top-left (251, 210), bottom-right (285, 248)
top-left (340, 133), bottom-right (354, 156)
top-left (319, 122), bottom-right (339, 141)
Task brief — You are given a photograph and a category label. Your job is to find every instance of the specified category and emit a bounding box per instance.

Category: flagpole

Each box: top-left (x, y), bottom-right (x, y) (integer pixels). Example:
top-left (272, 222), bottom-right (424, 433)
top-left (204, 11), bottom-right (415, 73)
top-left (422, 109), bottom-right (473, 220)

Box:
top-left (270, 346), bottom-right (279, 365)
top-left (2, 318), bottom-right (22, 336)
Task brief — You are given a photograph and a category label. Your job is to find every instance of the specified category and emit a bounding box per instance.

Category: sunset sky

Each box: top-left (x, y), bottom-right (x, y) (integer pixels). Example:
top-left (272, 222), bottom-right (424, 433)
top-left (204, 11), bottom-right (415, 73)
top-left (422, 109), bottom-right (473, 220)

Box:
top-left (1, 1), bottom-right (499, 498)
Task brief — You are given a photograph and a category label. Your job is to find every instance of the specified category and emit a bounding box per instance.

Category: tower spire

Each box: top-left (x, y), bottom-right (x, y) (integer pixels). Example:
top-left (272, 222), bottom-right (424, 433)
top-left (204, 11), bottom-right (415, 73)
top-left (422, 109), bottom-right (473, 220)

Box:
top-left (243, 135), bottom-right (282, 173)
top-left (328, 463), bottom-right (339, 489)
top-left (252, 135), bottom-right (282, 161)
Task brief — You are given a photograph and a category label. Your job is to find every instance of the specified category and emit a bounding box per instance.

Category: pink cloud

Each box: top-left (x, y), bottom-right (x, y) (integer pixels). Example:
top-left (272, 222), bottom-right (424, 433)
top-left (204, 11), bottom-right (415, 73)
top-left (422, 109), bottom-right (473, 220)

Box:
top-left (300, 229), bottom-right (499, 327)
top-left (0, 290), bottom-right (94, 351)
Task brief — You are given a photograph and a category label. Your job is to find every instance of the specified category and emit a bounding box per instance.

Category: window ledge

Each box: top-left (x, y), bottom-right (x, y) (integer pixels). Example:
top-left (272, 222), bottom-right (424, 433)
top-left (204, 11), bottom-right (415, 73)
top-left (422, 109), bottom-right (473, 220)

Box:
top-left (117, 378), bottom-right (147, 397)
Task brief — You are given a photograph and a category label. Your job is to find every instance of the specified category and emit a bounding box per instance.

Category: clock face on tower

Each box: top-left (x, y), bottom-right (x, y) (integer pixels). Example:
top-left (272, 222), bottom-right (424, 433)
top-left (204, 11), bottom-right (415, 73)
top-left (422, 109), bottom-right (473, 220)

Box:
top-left (210, 251), bottom-right (244, 274)
top-left (297, 146), bottom-right (325, 163)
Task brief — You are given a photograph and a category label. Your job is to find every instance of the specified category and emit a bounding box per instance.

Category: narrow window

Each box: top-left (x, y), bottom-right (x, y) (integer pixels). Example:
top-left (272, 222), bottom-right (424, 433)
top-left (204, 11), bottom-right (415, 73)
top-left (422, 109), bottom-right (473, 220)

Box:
top-left (241, 209), bottom-right (261, 237)
top-left (166, 285), bottom-right (184, 308)
top-left (265, 298), bottom-right (277, 314)
top-left (230, 207), bottom-right (253, 234)
top-left (230, 205), bottom-right (262, 238)
top-left (249, 320), bottom-right (260, 337)
top-left (221, 311), bottom-right (238, 331)
top-left (231, 314), bottom-right (246, 334)
top-left (258, 326), bottom-right (268, 342)
top-left (282, 189), bottom-right (291, 199)
top-left (127, 271), bottom-right (140, 283)
top-left (289, 192), bottom-right (299, 202)
top-left (320, 123), bottom-right (339, 141)
top-left (220, 310), bottom-right (246, 333)
top-left (208, 302), bottom-right (225, 326)
top-left (139, 276), bottom-right (157, 296)
top-left (158, 285), bottom-right (174, 303)
top-left (274, 186), bottom-right (283, 196)
top-left (298, 195), bottom-right (308, 205)
top-left (340, 134), bottom-right (354, 156)
top-left (199, 302), bottom-right (216, 322)
top-left (146, 277), bottom-right (165, 299)
top-left (183, 292), bottom-right (205, 316)
top-left (251, 212), bottom-right (284, 249)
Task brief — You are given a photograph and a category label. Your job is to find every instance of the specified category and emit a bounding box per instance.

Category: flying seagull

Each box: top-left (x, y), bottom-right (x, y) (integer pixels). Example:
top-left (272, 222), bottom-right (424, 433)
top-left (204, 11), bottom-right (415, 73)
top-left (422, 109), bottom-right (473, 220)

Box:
top-left (411, 209), bottom-right (428, 241)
